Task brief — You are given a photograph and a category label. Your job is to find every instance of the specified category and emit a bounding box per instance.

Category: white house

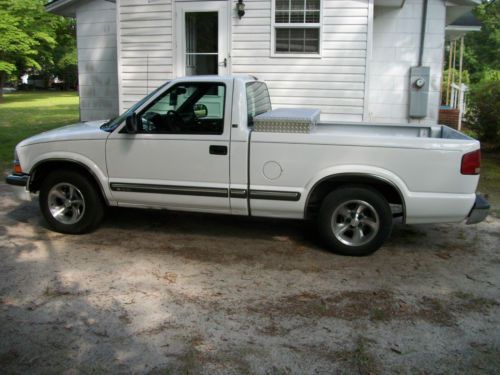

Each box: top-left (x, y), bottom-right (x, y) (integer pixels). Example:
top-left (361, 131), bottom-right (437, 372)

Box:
top-left (46, 0), bottom-right (479, 124)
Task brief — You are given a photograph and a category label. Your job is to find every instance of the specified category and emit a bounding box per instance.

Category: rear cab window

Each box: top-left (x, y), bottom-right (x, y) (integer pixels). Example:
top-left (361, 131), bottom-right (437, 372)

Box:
top-left (246, 82), bottom-right (272, 127)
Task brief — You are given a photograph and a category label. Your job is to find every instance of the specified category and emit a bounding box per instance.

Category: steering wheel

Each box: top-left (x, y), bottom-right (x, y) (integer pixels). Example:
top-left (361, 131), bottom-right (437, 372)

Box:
top-left (166, 110), bottom-right (183, 132)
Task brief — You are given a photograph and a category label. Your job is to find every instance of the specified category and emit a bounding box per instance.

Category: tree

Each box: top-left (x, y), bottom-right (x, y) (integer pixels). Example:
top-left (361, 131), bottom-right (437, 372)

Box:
top-left (0, 0), bottom-right (72, 99)
top-left (464, 0), bottom-right (500, 83)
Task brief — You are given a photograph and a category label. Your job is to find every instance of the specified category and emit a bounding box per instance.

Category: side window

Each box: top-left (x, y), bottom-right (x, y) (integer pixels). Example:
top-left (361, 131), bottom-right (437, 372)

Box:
top-left (138, 82), bottom-right (225, 135)
top-left (246, 82), bottom-right (272, 126)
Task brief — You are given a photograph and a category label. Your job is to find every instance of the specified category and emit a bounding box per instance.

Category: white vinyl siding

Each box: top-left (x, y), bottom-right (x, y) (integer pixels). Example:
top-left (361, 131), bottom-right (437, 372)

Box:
top-left (232, 0), bottom-right (368, 122)
top-left (76, 0), bottom-right (118, 121)
top-left (117, 0), bottom-right (174, 112)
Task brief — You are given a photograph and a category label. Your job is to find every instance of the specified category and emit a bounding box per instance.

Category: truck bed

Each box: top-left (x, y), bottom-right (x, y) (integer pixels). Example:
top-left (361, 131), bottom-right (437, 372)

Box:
top-left (313, 122), bottom-right (472, 140)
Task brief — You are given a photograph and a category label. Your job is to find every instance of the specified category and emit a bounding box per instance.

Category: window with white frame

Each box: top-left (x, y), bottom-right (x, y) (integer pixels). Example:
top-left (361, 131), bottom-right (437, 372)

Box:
top-left (274, 0), bottom-right (321, 54)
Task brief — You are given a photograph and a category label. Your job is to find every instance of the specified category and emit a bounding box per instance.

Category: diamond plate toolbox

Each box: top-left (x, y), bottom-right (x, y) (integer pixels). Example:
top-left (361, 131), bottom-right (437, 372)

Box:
top-left (253, 108), bottom-right (320, 133)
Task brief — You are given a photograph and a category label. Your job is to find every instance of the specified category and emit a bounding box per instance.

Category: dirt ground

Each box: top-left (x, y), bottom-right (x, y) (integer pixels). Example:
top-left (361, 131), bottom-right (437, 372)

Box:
top-left (0, 182), bottom-right (499, 375)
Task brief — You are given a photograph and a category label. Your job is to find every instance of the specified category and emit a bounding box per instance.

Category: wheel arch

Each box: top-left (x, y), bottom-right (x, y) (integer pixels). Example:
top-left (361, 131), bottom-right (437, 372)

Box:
top-left (28, 159), bottom-right (109, 205)
top-left (304, 173), bottom-right (406, 222)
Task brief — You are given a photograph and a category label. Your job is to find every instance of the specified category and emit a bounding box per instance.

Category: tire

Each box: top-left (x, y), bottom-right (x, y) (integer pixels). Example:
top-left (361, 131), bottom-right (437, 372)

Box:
top-left (39, 170), bottom-right (104, 234)
top-left (317, 186), bottom-right (393, 256)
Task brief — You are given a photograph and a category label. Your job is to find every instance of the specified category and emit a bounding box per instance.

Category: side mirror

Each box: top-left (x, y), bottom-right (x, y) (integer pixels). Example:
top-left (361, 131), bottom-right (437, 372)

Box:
top-left (125, 113), bottom-right (140, 133)
top-left (194, 104), bottom-right (208, 118)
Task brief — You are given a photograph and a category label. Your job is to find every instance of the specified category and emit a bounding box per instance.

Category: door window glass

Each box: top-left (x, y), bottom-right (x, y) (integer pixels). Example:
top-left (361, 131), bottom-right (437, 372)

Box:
top-left (138, 82), bottom-right (225, 135)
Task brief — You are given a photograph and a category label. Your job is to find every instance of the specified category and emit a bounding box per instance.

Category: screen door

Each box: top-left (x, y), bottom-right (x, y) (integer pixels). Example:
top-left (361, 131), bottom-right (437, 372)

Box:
top-left (176, 2), bottom-right (229, 77)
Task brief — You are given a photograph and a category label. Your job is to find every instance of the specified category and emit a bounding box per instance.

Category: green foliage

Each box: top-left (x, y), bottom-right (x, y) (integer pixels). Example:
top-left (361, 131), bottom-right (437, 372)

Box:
top-left (0, 0), bottom-right (76, 92)
top-left (464, 1), bottom-right (500, 84)
top-left (466, 80), bottom-right (500, 145)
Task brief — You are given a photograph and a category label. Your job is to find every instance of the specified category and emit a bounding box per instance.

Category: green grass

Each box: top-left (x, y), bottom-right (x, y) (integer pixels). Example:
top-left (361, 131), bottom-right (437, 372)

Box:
top-left (479, 152), bottom-right (500, 215)
top-left (0, 91), bottom-right (79, 170)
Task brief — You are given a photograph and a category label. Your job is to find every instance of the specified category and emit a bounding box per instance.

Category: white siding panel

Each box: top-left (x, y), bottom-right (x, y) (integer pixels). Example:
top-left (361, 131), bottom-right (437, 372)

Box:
top-left (269, 89), bottom-right (364, 99)
top-left (121, 50), bottom-right (172, 58)
top-left (122, 65), bottom-right (172, 73)
top-left (120, 20), bottom-right (173, 29)
top-left (121, 35), bottom-right (172, 44)
top-left (121, 0), bottom-right (171, 6)
top-left (233, 57), bottom-right (365, 66)
top-left (76, 0), bottom-right (119, 121)
top-left (250, 73), bottom-right (365, 82)
top-left (324, 0), bottom-right (368, 8)
top-left (232, 65), bottom-right (365, 74)
top-left (118, 0), bottom-right (174, 111)
top-left (268, 81), bottom-right (364, 90)
top-left (120, 4), bottom-right (171, 13)
top-left (121, 57), bottom-right (173, 66)
top-left (120, 26), bottom-right (172, 36)
top-left (323, 8), bottom-right (368, 17)
top-left (120, 12), bottom-right (172, 22)
top-left (77, 9), bottom-right (116, 24)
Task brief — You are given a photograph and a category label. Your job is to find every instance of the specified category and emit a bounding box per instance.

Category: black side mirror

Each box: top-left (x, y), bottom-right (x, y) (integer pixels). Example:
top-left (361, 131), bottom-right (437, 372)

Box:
top-left (125, 113), bottom-right (140, 133)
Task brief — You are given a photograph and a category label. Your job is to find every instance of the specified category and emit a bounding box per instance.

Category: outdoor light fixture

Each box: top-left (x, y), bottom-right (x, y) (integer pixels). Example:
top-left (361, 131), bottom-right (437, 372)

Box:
top-left (237, 0), bottom-right (245, 19)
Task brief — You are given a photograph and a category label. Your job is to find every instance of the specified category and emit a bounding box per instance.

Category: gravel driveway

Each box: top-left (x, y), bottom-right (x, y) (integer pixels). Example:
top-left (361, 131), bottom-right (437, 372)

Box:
top-left (1, 182), bottom-right (499, 374)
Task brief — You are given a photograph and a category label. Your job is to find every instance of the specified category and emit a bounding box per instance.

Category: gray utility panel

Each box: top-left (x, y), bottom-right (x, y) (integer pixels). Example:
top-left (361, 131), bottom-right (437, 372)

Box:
top-left (409, 66), bottom-right (430, 119)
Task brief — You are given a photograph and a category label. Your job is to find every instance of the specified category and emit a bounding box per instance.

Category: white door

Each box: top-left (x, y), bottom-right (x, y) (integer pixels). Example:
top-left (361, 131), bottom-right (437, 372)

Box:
top-left (175, 1), bottom-right (230, 77)
top-left (106, 79), bottom-right (233, 214)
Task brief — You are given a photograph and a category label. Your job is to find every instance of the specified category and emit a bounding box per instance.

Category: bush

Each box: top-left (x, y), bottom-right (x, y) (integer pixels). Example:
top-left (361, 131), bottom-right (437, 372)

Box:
top-left (466, 80), bottom-right (500, 147)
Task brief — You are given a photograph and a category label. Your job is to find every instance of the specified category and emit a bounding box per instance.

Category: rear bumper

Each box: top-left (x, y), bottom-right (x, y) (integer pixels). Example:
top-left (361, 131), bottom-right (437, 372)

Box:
top-left (466, 194), bottom-right (490, 224)
top-left (5, 174), bottom-right (32, 201)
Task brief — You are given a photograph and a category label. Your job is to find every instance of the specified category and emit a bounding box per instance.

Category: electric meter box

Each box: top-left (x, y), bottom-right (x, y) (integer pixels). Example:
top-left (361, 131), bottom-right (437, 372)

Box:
top-left (409, 66), bottom-right (430, 118)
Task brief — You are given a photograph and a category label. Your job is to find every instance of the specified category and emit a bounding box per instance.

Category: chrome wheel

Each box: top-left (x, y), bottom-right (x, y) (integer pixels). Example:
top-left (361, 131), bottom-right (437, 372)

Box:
top-left (47, 183), bottom-right (86, 225)
top-left (331, 200), bottom-right (380, 247)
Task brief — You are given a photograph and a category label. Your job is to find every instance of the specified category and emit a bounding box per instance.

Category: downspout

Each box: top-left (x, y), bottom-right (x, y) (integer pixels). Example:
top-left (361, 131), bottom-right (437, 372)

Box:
top-left (418, 0), bottom-right (429, 66)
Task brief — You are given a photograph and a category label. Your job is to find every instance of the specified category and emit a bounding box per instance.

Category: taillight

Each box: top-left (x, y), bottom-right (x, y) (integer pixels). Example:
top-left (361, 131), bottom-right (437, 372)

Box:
top-left (461, 149), bottom-right (481, 175)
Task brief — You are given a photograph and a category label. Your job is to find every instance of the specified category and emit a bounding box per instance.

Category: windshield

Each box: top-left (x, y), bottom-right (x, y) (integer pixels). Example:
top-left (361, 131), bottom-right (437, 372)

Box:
top-left (100, 82), bottom-right (170, 132)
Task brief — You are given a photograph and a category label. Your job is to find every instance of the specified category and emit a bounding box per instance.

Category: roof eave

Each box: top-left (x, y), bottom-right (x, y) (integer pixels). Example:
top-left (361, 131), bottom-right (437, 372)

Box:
top-left (45, 0), bottom-right (79, 17)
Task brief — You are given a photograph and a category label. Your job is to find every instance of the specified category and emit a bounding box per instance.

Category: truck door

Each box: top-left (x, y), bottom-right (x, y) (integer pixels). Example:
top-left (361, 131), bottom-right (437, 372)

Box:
top-left (106, 80), bottom-right (232, 214)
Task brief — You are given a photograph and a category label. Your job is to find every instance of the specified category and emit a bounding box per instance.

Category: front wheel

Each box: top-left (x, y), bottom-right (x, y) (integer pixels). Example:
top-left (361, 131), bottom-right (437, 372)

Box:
top-left (39, 171), bottom-right (104, 234)
top-left (317, 187), bottom-right (393, 256)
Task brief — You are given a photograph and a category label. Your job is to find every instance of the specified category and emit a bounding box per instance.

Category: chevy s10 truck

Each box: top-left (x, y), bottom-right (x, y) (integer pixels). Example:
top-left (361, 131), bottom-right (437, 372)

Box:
top-left (6, 76), bottom-right (490, 255)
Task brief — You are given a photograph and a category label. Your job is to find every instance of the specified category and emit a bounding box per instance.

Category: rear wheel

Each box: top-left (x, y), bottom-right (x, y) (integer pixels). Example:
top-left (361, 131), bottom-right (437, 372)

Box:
top-left (317, 187), bottom-right (393, 256)
top-left (39, 171), bottom-right (104, 234)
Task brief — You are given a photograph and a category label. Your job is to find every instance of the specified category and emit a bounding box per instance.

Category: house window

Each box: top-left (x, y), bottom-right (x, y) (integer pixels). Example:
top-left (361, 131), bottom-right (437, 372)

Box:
top-left (273, 0), bottom-right (321, 55)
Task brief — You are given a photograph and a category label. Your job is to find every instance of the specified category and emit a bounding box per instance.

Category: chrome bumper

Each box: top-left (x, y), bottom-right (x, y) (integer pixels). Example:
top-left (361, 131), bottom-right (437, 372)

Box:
top-left (5, 174), bottom-right (32, 201)
top-left (466, 194), bottom-right (490, 224)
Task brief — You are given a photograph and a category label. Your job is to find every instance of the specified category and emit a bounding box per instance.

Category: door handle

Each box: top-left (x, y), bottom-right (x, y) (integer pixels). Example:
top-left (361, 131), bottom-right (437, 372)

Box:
top-left (218, 58), bottom-right (227, 67)
top-left (209, 145), bottom-right (227, 155)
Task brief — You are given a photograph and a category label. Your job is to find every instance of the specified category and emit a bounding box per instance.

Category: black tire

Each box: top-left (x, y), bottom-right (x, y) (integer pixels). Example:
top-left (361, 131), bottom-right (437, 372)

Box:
top-left (317, 186), bottom-right (393, 256)
top-left (39, 170), bottom-right (104, 234)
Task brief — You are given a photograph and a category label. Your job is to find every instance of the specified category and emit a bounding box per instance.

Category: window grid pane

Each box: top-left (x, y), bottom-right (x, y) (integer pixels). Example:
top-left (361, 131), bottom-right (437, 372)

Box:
top-left (275, 0), bottom-right (320, 24)
top-left (275, 27), bottom-right (319, 53)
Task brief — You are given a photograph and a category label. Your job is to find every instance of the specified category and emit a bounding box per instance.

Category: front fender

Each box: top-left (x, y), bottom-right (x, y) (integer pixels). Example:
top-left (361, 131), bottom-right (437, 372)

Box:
top-left (21, 148), bottom-right (112, 203)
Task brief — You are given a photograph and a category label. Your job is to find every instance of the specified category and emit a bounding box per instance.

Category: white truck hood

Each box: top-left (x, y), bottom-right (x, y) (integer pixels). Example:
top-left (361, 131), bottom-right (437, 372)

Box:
top-left (18, 120), bottom-right (109, 147)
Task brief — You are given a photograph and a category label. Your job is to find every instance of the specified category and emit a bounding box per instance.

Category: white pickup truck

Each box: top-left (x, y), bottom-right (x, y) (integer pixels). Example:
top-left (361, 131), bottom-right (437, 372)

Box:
top-left (6, 75), bottom-right (489, 255)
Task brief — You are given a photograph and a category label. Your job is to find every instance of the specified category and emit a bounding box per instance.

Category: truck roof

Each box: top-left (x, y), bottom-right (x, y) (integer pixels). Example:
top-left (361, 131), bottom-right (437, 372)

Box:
top-left (170, 75), bottom-right (258, 84)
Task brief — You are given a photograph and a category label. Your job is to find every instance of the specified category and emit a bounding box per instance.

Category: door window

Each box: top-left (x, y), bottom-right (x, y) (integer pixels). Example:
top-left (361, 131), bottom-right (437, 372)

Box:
top-left (137, 82), bottom-right (226, 135)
